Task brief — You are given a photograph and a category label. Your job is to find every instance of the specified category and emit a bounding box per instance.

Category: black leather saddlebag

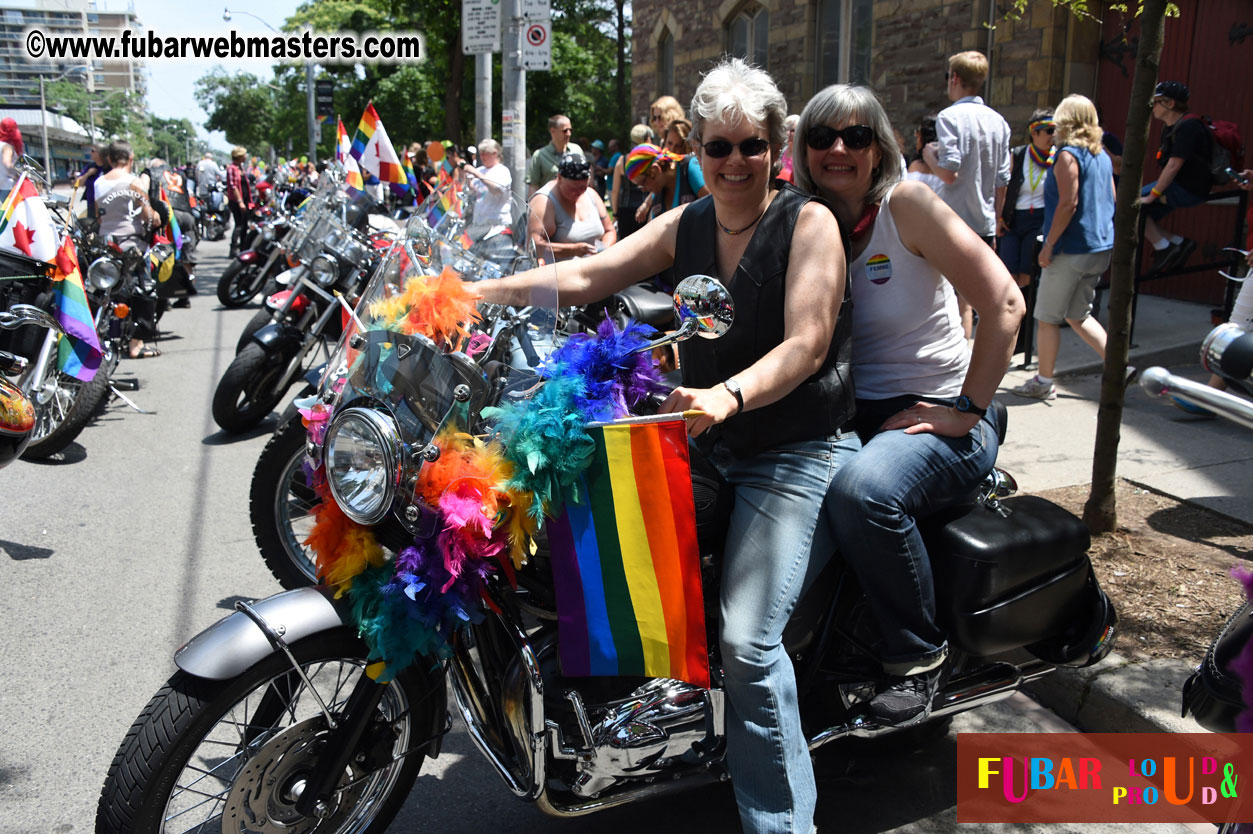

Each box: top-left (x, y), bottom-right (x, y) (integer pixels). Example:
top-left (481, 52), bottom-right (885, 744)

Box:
top-left (1183, 601), bottom-right (1251, 733)
top-left (924, 495), bottom-right (1094, 656)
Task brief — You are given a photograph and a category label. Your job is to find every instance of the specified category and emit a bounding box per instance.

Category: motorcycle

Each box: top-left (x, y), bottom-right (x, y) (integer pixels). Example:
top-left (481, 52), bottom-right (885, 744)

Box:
top-left (0, 304), bottom-right (65, 468)
top-left (98, 194), bottom-right (1121, 833)
top-left (195, 180), bottom-right (231, 242)
top-left (212, 168), bottom-right (391, 433)
top-left (216, 202), bottom-right (294, 308)
top-left (1140, 322), bottom-right (1253, 834)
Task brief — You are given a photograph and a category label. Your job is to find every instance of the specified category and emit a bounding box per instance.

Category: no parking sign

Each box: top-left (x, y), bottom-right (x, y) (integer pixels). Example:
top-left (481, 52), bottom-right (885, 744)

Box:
top-left (522, 19), bottom-right (551, 70)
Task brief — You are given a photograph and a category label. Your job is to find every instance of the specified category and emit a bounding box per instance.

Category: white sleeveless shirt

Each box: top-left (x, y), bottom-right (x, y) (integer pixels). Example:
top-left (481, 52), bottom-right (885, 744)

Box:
top-left (849, 183), bottom-right (969, 399)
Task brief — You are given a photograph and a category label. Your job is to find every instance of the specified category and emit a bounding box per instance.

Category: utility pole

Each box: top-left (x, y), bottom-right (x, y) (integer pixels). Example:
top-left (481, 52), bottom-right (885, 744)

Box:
top-left (475, 53), bottom-right (491, 148)
top-left (502, 0), bottom-right (526, 207)
top-left (39, 77), bottom-right (51, 179)
top-left (305, 61), bottom-right (318, 163)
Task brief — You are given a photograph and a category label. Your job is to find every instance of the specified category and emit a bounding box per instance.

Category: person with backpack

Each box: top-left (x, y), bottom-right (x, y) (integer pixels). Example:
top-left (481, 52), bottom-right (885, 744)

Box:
top-left (1141, 81), bottom-right (1212, 273)
top-left (139, 157), bottom-right (198, 303)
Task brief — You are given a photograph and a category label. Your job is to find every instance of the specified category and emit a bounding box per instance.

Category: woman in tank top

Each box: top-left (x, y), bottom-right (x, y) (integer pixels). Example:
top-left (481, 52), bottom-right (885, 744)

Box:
top-left (527, 154), bottom-right (614, 262)
top-left (480, 59), bottom-right (858, 834)
top-left (792, 84), bottom-right (1024, 728)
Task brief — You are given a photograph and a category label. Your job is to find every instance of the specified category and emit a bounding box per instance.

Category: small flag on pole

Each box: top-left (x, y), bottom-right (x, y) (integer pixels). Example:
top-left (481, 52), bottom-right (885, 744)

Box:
top-left (51, 237), bottom-right (103, 382)
top-left (351, 103), bottom-right (407, 188)
top-left (337, 117), bottom-right (364, 194)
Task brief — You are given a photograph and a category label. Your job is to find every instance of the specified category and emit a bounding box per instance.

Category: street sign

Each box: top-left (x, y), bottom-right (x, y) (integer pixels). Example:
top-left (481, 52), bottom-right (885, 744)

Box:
top-left (521, 0), bottom-right (550, 21)
top-left (315, 79), bottom-right (334, 118)
top-left (521, 19), bottom-right (551, 71)
top-left (462, 0), bottom-right (501, 54)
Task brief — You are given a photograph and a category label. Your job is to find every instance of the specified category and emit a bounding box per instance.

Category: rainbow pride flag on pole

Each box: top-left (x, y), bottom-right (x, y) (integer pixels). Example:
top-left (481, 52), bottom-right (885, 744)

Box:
top-left (337, 117), bottom-right (364, 194)
top-left (547, 415), bottom-right (709, 688)
top-left (350, 102), bottom-right (406, 188)
top-left (51, 237), bottom-right (103, 381)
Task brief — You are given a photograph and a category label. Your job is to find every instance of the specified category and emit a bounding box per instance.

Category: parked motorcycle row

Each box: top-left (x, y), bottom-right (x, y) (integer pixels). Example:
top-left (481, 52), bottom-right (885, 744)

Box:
top-left (0, 157), bottom-right (197, 461)
top-left (87, 171), bottom-right (1151, 834)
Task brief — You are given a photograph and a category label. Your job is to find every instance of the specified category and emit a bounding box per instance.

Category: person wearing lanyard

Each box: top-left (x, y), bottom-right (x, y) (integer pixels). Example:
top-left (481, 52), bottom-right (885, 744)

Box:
top-left (997, 109), bottom-right (1055, 294)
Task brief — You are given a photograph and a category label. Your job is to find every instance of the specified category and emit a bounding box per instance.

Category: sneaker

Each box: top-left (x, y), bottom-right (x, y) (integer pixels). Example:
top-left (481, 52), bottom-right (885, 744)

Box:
top-left (1162, 238), bottom-right (1196, 272)
top-left (1149, 243), bottom-right (1177, 273)
top-left (1171, 396), bottom-right (1215, 418)
top-left (1124, 366), bottom-right (1139, 388)
top-left (865, 667), bottom-right (942, 727)
top-left (171, 297), bottom-right (191, 309)
top-left (1010, 376), bottom-right (1056, 400)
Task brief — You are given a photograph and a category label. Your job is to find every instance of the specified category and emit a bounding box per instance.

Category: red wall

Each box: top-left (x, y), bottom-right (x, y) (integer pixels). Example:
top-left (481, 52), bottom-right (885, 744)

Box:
top-left (1097, 1), bottom-right (1253, 305)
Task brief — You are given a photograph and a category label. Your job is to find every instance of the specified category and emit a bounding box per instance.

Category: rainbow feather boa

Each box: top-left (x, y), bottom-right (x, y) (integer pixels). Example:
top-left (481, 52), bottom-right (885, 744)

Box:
top-left (304, 284), bottom-right (665, 679)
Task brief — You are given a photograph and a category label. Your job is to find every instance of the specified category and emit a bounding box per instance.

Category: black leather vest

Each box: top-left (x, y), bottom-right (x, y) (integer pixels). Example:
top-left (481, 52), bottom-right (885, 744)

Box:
top-left (675, 184), bottom-right (855, 458)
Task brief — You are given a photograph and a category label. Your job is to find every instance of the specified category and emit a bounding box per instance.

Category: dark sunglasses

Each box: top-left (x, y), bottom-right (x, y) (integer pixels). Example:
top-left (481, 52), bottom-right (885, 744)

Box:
top-left (1033, 126), bottom-right (1056, 135)
top-left (698, 137), bottom-right (771, 158)
top-left (805, 124), bottom-right (875, 151)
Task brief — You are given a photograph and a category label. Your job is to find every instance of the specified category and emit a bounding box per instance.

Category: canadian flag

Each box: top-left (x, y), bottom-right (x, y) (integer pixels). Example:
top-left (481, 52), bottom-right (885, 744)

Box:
top-left (0, 174), bottom-right (58, 262)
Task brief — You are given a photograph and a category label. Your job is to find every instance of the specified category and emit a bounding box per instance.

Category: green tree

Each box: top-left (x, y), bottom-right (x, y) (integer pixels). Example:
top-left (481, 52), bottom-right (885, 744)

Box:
top-left (194, 68), bottom-right (277, 153)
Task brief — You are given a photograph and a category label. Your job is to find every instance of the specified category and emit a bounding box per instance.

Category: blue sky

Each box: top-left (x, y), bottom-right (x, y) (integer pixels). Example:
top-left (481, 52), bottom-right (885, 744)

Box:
top-left (129, 0), bottom-right (304, 150)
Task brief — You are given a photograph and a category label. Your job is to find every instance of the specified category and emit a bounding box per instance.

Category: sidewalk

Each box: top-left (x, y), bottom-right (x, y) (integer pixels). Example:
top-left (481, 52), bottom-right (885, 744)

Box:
top-left (997, 293), bottom-right (1252, 740)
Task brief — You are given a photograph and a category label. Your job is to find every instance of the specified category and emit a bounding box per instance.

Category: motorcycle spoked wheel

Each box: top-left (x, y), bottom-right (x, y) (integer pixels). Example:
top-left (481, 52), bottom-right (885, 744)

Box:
top-left (216, 259), bottom-right (268, 308)
top-left (19, 356), bottom-right (110, 459)
top-left (212, 343), bottom-right (290, 433)
top-left (237, 308), bottom-right (277, 355)
top-left (251, 417), bottom-right (320, 588)
top-left (95, 629), bottom-right (428, 834)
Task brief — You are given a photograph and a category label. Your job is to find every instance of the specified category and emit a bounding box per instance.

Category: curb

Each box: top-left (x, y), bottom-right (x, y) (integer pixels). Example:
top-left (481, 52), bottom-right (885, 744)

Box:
top-left (1025, 651), bottom-right (1205, 734)
top-left (1052, 339), bottom-right (1205, 380)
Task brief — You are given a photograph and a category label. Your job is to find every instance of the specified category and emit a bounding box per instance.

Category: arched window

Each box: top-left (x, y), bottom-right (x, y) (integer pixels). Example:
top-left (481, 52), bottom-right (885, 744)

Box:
top-left (659, 29), bottom-right (674, 95)
top-left (728, 6), bottom-right (769, 68)
top-left (817, 0), bottom-right (872, 87)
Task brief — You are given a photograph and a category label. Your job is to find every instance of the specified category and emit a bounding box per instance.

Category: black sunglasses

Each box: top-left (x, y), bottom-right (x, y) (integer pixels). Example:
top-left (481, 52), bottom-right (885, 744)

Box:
top-left (1034, 126), bottom-right (1056, 135)
top-left (698, 137), bottom-right (771, 158)
top-left (805, 124), bottom-right (875, 151)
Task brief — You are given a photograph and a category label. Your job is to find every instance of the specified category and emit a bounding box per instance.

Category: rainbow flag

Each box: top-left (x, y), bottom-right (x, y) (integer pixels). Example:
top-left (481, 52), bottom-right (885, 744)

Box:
top-left (547, 415), bottom-right (709, 688)
top-left (337, 117), bottom-right (364, 194)
top-left (158, 185), bottom-right (183, 256)
top-left (394, 149), bottom-right (419, 202)
top-left (351, 102), bottom-right (406, 187)
top-left (425, 185), bottom-right (462, 229)
top-left (51, 237), bottom-right (103, 382)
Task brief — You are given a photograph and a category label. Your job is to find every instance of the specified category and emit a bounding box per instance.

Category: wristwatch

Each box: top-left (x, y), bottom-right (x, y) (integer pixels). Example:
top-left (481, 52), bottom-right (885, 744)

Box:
top-left (953, 395), bottom-right (987, 418)
top-left (723, 378), bottom-right (744, 415)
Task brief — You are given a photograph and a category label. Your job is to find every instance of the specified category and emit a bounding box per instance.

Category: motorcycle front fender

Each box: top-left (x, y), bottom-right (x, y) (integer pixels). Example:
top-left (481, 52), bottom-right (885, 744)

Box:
top-left (238, 249), bottom-right (261, 264)
top-left (174, 587), bottom-right (346, 680)
top-left (252, 322), bottom-right (304, 357)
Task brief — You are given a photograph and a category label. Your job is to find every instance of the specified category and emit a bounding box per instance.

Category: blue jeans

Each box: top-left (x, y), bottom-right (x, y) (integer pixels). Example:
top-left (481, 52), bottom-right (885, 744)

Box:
top-left (826, 397), bottom-right (1000, 674)
top-left (1141, 180), bottom-right (1205, 221)
top-left (715, 430), bottom-right (861, 834)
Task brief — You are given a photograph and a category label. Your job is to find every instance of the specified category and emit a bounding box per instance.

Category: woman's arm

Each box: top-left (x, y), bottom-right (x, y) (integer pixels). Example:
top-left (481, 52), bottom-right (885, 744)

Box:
top-left (1038, 149), bottom-right (1079, 268)
top-left (891, 180), bottom-right (1025, 436)
top-left (610, 158), bottom-right (624, 216)
top-left (594, 192), bottom-right (617, 248)
top-left (478, 205), bottom-right (683, 307)
top-left (659, 201), bottom-right (847, 436)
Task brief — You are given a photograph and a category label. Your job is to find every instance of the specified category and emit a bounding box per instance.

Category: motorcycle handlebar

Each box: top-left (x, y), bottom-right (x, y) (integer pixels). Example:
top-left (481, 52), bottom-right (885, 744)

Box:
top-left (1139, 367), bottom-right (1253, 430)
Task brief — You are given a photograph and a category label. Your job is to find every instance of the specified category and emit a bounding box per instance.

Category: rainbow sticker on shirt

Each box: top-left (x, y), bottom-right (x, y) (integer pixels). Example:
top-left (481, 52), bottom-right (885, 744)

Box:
top-left (866, 254), bottom-right (892, 285)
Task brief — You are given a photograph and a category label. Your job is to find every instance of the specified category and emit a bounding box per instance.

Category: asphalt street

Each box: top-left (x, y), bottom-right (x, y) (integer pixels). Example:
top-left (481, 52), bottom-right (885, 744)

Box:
top-left (0, 234), bottom-right (1211, 833)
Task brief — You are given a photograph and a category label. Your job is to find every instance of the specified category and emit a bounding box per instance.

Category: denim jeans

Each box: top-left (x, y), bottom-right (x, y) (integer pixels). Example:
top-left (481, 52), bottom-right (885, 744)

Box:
top-left (826, 397), bottom-right (1000, 674)
top-left (715, 430), bottom-right (862, 834)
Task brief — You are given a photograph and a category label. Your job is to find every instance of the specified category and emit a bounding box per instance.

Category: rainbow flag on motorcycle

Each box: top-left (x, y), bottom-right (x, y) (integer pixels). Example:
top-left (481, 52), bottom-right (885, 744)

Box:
top-left (158, 185), bottom-right (183, 256)
top-left (350, 102), bottom-right (406, 188)
top-left (337, 117), bottom-right (364, 194)
top-left (547, 415), bottom-right (709, 688)
top-left (51, 237), bottom-right (103, 381)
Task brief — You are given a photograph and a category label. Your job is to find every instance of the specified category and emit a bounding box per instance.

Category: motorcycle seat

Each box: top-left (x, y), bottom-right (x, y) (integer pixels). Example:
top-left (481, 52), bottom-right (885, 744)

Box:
top-left (612, 283), bottom-right (675, 331)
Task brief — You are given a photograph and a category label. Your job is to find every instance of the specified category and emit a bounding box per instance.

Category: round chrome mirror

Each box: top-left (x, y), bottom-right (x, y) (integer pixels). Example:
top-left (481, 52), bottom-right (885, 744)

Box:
top-left (673, 274), bottom-right (733, 339)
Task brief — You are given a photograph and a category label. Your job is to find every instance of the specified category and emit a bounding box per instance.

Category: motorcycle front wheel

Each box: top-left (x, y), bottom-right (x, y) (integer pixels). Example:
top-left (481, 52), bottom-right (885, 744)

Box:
top-left (212, 343), bottom-right (289, 433)
top-left (20, 357), bottom-right (109, 459)
top-left (251, 417), bottom-right (320, 588)
top-left (237, 308), bottom-right (275, 354)
top-left (95, 629), bottom-right (429, 834)
top-left (216, 259), bottom-right (266, 308)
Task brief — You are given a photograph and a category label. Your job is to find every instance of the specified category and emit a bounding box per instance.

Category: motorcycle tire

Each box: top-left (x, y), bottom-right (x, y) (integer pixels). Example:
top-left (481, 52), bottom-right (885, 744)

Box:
top-left (236, 308), bottom-right (275, 354)
top-left (216, 259), bottom-right (265, 308)
top-left (251, 417), bottom-right (321, 588)
top-left (212, 343), bottom-right (289, 433)
top-left (20, 361), bottom-right (110, 460)
top-left (95, 628), bottom-right (430, 834)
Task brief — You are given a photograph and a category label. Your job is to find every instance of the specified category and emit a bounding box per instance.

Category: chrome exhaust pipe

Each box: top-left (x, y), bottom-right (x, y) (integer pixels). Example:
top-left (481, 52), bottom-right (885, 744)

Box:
top-left (808, 662), bottom-right (1037, 751)
top-left (536, 769), bottom-right (722, 818)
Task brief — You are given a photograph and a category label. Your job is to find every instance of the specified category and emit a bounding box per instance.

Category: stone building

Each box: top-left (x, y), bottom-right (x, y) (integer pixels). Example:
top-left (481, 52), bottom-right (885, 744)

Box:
top-left (630, 0), bottom-right (1101, 146)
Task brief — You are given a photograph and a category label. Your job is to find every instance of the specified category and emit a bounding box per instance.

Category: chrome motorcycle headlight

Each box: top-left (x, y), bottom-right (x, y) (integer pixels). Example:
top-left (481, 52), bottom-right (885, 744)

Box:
top-left (261, 223), bottom-right (276, 241)
top-left (310, 254), bottom-right (338, 286)
top-left (323, 407), bottom-right (400, 524)
top-left (87, 256), bottom-right (121, 290)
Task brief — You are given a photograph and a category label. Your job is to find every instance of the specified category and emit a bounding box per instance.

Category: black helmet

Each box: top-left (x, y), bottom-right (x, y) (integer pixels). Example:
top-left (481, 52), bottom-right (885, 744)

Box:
top-left (557, 153), bottom-right (590, 180)
top-left (1154, 80), bottom-right (1189, 104)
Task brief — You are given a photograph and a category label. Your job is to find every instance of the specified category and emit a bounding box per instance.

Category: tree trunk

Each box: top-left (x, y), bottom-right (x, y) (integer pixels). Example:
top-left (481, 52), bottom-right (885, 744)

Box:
top-left (616, 0), bottom-right (628, 141)
top-left (445, 30), bottom-right (465, 143)
top-left (1082, 0), bottom-right (1168, 533)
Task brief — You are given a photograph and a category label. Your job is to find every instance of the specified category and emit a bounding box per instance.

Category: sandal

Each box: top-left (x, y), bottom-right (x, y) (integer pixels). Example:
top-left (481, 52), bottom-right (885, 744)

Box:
top-left (127, 345), bottom-right (162, 359)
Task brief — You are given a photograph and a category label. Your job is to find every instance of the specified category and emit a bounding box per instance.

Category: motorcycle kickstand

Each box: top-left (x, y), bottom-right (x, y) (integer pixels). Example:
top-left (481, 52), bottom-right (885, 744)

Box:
top-left (107, 383), bottom-right (156, 414)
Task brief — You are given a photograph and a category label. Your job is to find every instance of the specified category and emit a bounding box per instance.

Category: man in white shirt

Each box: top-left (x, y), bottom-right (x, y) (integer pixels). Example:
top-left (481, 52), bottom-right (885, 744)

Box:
top-left (923, 50), bottom-right (1011, 335)
top-left (194, 153), bottom-right (222, 198)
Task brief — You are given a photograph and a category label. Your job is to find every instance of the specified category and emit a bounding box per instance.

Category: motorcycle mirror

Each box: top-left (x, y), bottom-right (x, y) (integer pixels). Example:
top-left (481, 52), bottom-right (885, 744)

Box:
top-left (630, 274), bottom-right (734, 355)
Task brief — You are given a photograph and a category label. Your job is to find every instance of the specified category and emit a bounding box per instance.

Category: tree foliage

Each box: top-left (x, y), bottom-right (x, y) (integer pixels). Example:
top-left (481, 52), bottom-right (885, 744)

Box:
top-left (194, 68), bottom-right (277, 153)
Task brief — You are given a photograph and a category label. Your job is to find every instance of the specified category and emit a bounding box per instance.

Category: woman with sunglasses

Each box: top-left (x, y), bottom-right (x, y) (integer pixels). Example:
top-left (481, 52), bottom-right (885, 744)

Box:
top-left (481, 58), bottom-right (857, 834)
top-left (527, 153), bottom-right (615, 262)
top-left (793, 84), bottom-right (1022, 727)
top-left (998, 108), bottom-right (1056, 292)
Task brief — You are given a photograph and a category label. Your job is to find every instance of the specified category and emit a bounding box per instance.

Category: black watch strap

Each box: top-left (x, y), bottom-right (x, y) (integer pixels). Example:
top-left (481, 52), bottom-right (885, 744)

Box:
top-left (723, 378), bottom-right (744, 415)
top-left (954, 395), bottom-right (987, 418)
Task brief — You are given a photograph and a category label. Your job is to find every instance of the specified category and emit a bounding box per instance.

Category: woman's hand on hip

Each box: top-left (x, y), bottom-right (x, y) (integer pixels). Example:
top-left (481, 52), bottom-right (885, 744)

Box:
top-left (881, 401), bottom-right (980, 438)
top-left (660, 385), bottom-right (738, 437)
